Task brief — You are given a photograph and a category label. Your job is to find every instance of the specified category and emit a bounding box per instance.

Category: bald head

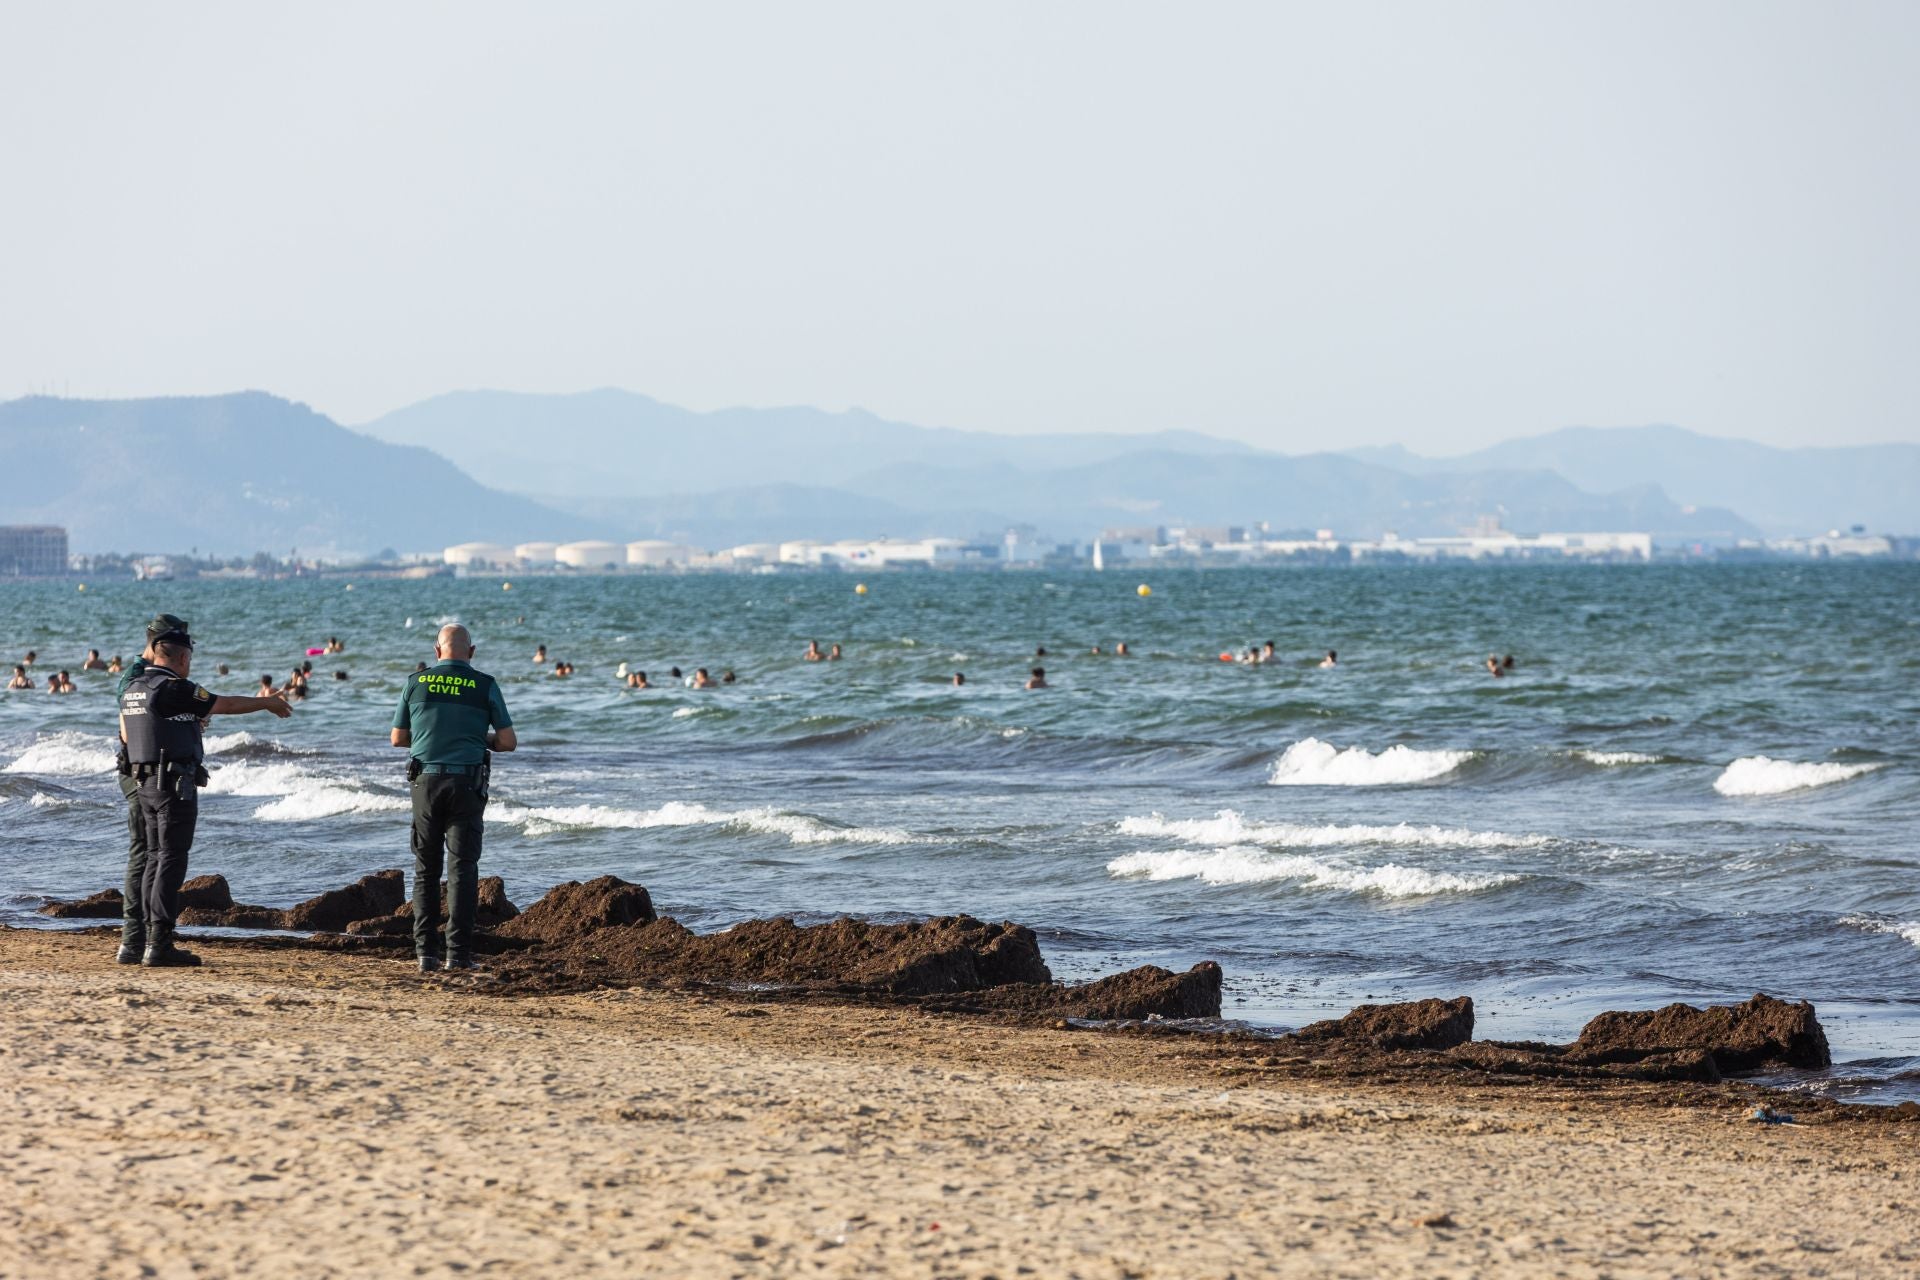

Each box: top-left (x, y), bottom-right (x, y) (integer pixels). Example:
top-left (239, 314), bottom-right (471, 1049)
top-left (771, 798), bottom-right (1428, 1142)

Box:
top-left (436, 624), bottom-right (474, 661)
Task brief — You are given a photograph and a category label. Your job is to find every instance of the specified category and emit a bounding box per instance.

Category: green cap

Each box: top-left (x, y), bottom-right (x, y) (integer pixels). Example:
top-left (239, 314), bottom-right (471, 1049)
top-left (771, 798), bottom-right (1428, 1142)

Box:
top-left (146, 613), bottom-right (193, 647)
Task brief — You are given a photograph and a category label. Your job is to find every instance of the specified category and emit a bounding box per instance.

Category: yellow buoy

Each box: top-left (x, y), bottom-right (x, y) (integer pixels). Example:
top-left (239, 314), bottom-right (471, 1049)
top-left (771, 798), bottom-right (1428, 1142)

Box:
top-left (76, 583), bottom-right (86, 592)
top-left (855, 583), bottom-right (868, 595)
top-left (502, 582), bottom-right (512, 591)
top-left (1136, 583), bottom-right (1152, 597)
top-left (344, 583), bottom-right (354, 591)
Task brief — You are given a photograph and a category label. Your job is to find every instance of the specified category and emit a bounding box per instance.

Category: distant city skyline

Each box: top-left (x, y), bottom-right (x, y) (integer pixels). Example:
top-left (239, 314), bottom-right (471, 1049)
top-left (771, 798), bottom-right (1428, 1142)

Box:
top-left (3, 2), bottom-right (1917, 451)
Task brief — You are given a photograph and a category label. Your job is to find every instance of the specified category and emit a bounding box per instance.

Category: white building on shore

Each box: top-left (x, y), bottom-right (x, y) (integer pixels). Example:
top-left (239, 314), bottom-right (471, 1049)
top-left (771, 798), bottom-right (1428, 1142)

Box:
top-left (556, 540), bottom-right (629, 569)
top-left (443, 542), bottom-right (513, 569)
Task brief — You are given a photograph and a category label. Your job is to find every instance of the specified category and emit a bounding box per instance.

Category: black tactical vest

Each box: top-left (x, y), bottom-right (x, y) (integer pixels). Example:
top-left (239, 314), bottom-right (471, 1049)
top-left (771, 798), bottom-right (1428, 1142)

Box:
top-left (119, 668), bottom-right (205, 766)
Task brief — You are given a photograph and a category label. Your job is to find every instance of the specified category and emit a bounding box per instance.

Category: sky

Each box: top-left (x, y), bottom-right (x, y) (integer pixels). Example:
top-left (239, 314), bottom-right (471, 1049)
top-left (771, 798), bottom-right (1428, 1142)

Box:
top-left (2, 1), bottom-right (1916, 453)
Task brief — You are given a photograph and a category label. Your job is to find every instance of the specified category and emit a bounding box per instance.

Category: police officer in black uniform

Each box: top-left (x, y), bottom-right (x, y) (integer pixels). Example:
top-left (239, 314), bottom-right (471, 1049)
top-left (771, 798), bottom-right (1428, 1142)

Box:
top-left (118, 621), bottom-right (291, 967)
top-left (390, 623), bottom-right (516, 973)
top-left (111, 614), bottom-right (184, 963)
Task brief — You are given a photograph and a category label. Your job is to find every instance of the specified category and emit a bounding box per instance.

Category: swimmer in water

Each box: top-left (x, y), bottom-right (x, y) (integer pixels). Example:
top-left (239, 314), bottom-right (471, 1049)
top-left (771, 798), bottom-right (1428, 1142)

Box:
top-left (1319, 650), bottom-right (1337, 669)
top-left (1114, 642), bottom-right (1130, 657)
top-left (804, 640), bottom-right (823, 662)
top-left (48, 671), bottom-right (75, 694)
top-left (626, 670), bottom-right (649, 689)
top-left (669, 666), bottom-right (683, 680)
top-left (952, 672), bottom-right (966, 686)
top-left (828, 644), bottom-right (843, 661)
top-left (414, 661), bottom-right (428, 673)
top-left (533, 644), bottom-right (548, 664)
top-left (22, 650), bottom-right (37, 669)
top-left (256, 674), bottom-right (274, 696)
top-left (722, 671), bottom-right (736, 684)
top-left (1240, 644), bottom-right (1260, 665)
top-left (1025, 666), bottom-right (1048, 690)
top-left (8, 665), bottom-right (32, 690)
top-left (1262, 641), bottom-right (1276, 664)
top-left (1090, 645), bottom-right (1103, 656)
top-left (82, 649), bottom-right (108, 671)
top-left (1503, 654), bottom-right (1516, 670)
top-left (107, 655), bottom-right (123, 675)
top-left (692, 668), bottom-right (717, 689)
top-left (333, 670), bottom-right (349, 681)
top-left (1035, 646), bottom-right (1048, 658)
top-left (1486, 655), bottom-right (1504, 678)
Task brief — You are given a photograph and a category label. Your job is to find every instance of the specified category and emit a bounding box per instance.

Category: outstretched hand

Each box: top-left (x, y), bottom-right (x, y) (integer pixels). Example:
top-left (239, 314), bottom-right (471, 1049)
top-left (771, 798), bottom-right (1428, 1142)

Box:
top-left (264, 696), bottom-right (292, 719)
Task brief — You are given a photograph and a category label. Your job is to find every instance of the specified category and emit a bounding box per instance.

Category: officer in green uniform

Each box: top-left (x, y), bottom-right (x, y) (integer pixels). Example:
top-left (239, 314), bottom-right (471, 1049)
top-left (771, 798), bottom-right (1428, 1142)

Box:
top-left (110, 614), bottom-right (183, 963)
top-left (390, 623), bottom-right (516, 973)
top-left (119, 621), bottom-right (292, 967)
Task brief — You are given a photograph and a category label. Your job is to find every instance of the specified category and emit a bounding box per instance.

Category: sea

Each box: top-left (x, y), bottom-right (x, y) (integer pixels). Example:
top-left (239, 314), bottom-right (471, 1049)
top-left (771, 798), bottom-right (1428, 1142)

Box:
top-left (3, 564), bottom-right (1917, 1101)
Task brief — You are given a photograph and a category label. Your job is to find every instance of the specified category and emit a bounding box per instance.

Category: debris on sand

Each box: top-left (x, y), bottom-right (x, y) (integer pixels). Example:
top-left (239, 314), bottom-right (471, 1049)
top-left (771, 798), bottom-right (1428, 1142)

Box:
top-left (1290, 997), bottom-right (1475, 1051)
top-left (1565, 993), bottom-right (1831, 1073)
top-left (496, 875), bottom-right (653, 941)
top-left (36, 874), bottom-right (1836, 1083)
top-left (348, 876), bottom-right (520, 936)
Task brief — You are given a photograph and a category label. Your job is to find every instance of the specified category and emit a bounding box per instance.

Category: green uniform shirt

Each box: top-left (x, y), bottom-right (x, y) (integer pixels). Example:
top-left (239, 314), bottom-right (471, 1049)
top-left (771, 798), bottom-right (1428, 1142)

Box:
top-left (115, 657), bottom-right (148, 699)
top-left (392, 659), bottom-right (511, 766)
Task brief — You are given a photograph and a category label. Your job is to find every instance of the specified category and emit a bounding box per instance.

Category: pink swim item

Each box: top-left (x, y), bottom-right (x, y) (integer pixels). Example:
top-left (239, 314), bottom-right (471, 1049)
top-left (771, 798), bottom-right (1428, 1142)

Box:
top-left (307, 647), bottom-right (326, 656)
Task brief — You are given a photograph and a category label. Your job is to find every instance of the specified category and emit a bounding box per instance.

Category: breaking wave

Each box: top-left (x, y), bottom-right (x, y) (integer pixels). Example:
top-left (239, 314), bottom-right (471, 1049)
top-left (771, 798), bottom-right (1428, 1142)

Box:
top-left (204, 760), bottom-right (406, 822)
top-left (3, 732), bottom-right (118, 777)
top-left (1840, 914), bottom-right (1920, 949)
top-left (1267, 737), bottom-right (1474, 786)
top-left (1571, 750), bottom-right (1662, 767)
top-left (490, 799), bottom-right (922, 845)
top-left (252, 788), bottom-right (409, 821)
top-left (1107, 847), bottom-right (1519, 899)
top-left (1713, 757), bottom-right (1882, 797)
top-left (1117, 810), bottom-right (1551, 850)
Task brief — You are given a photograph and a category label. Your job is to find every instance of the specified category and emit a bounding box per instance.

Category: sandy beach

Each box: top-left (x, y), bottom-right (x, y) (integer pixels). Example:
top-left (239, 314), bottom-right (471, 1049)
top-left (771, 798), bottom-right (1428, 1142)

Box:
top-left (2, 928), bottom-right (1915, 1279)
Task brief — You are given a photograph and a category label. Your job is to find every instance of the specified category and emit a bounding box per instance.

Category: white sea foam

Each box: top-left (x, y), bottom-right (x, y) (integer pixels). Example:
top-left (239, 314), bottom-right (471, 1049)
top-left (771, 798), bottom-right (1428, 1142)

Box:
top-left (1267, 737), bottom-right (1473, 787)
top-left (1713, 757), bottom-right (1882, 797)
top-left (1117, 810), bottom-right (1552, 850)
top-left (491, 799), bottom-right (920, 845)
top-left (1107, 847), bottom-right (1518, 899)
top-left (1573, 750), bottom-right (1661, 767)
top-left (1839, 914), bottom-right (1920, 949)
top-left (3, 731), bottom-right (119, 776)
top-left (202, 759), bottom-right (406, 821)
top-left (671, 706), bottom-right (710, 719)
top-left (203, 762), bottom-right (316, 797)
top-left (202, 731), bottom-right (270, 754)
top-left (29, 793), bottom-right (73, 809)
top-left (253, 788), bottom-right (409, 821)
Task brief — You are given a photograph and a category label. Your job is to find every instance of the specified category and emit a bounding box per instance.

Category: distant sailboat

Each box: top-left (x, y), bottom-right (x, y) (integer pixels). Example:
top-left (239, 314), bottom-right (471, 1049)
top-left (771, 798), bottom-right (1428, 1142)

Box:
top-left (1091, 539), bottom-right (1105, 571)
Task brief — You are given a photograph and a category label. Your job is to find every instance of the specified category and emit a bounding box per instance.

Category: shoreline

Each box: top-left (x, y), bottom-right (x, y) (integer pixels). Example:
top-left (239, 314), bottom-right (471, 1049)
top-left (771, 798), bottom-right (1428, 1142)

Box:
top-left (4, 927), bottom-right (1917, 1278)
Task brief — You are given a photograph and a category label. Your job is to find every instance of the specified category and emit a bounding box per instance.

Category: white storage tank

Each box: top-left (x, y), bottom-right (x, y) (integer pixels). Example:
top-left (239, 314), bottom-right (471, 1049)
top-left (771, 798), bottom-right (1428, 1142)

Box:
top-left (625, 540), bottom-right (692, 567)
top-left (514, 541), bottom-right (559, 565)
top-left (779, 540), bottom-right (822, 565)
top-left (555, 540), bottom-right (629, 570)
top-left (443, 542), bottom-right (512, 569)
top-left (729, 543), bottom-right (780, 564)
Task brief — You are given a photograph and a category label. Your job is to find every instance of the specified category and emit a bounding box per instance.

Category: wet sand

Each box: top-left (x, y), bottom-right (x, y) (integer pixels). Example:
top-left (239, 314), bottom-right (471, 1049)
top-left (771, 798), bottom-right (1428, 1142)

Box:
top-left (3, 927), bottom-right (1915, 1279)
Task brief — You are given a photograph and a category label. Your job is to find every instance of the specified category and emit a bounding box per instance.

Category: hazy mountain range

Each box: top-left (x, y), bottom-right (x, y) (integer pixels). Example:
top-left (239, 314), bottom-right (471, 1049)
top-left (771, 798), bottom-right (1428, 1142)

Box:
top-left (1, 389), bottom-right (1912, 556)
top-left (0, 394), bottom-right (598, 556)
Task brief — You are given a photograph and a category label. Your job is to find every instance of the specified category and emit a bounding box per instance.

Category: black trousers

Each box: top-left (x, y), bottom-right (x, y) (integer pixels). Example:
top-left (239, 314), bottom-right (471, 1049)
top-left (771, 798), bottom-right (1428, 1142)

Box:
top-left (119, 773), bottom-right (147, 946)
top-left (410, 773), bottom-right (486, 960)
top-left (136, 776), bottom-right (198, 927)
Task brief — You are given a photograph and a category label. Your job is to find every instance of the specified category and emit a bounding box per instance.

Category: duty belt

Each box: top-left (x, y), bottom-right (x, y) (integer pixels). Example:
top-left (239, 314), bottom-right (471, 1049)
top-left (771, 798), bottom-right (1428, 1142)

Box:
top-left (132, 761), bottom-right (200, 780)
top-left (417, 762), bottom-right (484, 776)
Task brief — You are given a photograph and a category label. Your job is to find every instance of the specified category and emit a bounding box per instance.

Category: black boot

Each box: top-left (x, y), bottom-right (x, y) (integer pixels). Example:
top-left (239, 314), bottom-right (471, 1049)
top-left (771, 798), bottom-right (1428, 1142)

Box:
top-left (142, 922), bottom-right (202, 968)
top-left (118, 915), bottom-right (145, 964)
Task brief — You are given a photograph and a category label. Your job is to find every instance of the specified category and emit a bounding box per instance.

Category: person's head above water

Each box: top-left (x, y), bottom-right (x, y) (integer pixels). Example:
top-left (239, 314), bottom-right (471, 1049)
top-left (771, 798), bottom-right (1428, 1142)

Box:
top-left (436, 624), bottom-right (475, 662)
top-left (953, 672), bottom-right (965, 685)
